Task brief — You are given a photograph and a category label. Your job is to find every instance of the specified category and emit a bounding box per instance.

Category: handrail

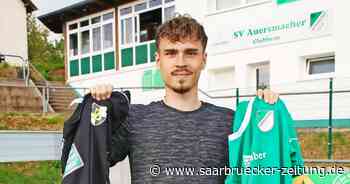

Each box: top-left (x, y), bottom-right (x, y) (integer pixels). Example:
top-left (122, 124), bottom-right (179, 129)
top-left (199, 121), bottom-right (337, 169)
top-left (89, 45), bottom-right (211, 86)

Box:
top-left (0, 53), bottom-right (29, 86)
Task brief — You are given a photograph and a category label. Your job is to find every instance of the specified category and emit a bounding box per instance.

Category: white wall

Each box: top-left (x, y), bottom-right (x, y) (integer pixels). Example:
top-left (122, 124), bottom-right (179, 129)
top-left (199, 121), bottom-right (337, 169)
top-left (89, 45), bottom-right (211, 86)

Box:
top-left (69, 0), bottom-right (350, 120)
top-left (0, 0), bottom-right (28, 63)
top-left (197, 0), bottom-right (350, 120)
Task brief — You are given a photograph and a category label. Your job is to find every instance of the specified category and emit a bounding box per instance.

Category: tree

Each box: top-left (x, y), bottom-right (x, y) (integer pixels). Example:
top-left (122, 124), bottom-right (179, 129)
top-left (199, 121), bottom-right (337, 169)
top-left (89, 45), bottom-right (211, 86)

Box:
top-left (27, 15), bottom-right (64, 81)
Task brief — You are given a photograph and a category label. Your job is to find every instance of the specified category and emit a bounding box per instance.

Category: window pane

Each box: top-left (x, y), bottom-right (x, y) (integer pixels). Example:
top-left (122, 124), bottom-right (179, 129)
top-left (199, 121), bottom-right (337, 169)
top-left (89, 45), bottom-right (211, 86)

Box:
top-left (309, 58), bottom-right (335, 74)
top-left (120, 7), bottom-right (132, 16)
top-left (165, 6), bottom-right (175, 22)
top-left (93, 27), bottom-right (101, 51)
top-left (121, 19), bottom-right (125, 45)
top-left (135, 2), bottom-right (147, 12)
top-left (103, 23), bottom-right (113, 49)
top-left (165, 0), bottom-right (175, 3)
top-left (69, 33), bottom-right (78, 56)
top-left (69, 23), bottom-right (77, 30)
top-left (81, 30), bottom-right (90, 54)
top-left (140, 8), bottom-right (162, 42)
top-left (125, 18), bottom-right (133, 44)
top-left (103, 12), bottom-right (114, 21)
top-left (216, 0), bottom-right (241, 10)
top-left (92, 16), bottom-right (101, 24)
top-left (256, 65), bottom-right (270, 89)
top-left (80, 20), bottom-right (89, 27)
top-left (135, 16), bottom-right (138, 42)
top-left (149, 0), bottom-right (162, 7)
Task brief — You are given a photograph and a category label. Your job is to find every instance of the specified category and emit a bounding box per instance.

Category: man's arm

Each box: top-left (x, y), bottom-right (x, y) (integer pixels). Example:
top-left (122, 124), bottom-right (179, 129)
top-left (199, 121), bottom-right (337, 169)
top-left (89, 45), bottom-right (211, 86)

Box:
top-left (109, 118), bottom-right (130, 166)
top-left (88, 84), bottom-right (130, 166)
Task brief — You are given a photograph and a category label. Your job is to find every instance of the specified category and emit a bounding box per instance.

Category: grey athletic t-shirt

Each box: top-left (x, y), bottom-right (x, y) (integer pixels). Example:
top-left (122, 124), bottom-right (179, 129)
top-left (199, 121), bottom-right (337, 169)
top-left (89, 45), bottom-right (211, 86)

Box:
top-left (110, 100), bottom-right (234, 184)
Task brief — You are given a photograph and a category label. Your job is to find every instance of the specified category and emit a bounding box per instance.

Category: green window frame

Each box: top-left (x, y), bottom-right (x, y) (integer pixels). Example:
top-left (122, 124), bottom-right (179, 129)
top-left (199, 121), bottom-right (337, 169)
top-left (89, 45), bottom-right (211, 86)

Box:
top-left (136, 44), bottom-right (148, 65)
top-left (69, 59), bottom-right (79, 77)
top-left (81, 57), bottom-right (91, 75)
top-left (104, 52), bottom-right (115, 70)
top-left (92, 55), bottom-right (102, 73)
top-left (121, 48), bottom-right (133, 67)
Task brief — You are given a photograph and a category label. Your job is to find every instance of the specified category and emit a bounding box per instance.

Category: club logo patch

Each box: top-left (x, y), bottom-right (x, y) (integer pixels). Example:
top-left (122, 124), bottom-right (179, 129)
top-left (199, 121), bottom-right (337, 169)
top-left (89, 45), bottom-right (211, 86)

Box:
top-left (257, 111), bottom-right (274, 132)
top-left (63, 143), bottom-right (84, 178)
top-left (91, 103), bottom-right (107, 126)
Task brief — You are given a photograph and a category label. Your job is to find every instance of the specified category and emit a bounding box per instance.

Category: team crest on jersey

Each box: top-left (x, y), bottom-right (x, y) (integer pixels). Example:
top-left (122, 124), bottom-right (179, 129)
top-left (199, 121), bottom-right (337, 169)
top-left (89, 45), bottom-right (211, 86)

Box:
top-left (91, 103), bottom-right (107, 126)
top-left (257, 111), bottom-right (274, 132)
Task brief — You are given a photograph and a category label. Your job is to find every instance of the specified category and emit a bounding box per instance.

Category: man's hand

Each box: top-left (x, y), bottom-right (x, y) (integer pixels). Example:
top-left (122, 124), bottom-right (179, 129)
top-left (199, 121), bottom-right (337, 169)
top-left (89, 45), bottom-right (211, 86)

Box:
top-left (293, 175), bottom-right (314, 184)
top-left (256, 89), bottom-right (279, 104)
top-left (86, 84), bottom-right (113, 101)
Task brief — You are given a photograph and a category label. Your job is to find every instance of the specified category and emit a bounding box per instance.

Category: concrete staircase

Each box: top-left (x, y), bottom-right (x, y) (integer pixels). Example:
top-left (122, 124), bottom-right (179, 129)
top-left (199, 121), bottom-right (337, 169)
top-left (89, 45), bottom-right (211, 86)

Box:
top-left (47, 81), bottom-right (77, 112)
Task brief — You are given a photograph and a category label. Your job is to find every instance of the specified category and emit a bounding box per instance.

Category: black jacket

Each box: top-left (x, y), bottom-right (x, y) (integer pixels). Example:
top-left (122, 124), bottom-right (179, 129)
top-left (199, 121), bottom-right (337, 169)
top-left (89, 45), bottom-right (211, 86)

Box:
top-left (61, 91), bottom-right (130, 184)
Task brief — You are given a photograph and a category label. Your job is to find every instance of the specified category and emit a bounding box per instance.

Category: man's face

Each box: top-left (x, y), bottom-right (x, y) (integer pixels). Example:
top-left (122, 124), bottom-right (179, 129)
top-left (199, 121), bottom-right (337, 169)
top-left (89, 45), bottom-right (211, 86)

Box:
top-left (156, 38), bottom-right (207, 94)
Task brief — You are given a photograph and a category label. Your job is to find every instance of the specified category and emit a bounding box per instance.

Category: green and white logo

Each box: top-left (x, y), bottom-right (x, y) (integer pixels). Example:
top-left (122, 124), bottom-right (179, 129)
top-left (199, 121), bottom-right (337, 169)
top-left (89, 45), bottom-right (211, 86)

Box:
top-left (91, 103), bottom-right (107, 126)
top-left (310, 11), bottom-right (327, 31)
top-left (63, 144), bottom-right (84, 178)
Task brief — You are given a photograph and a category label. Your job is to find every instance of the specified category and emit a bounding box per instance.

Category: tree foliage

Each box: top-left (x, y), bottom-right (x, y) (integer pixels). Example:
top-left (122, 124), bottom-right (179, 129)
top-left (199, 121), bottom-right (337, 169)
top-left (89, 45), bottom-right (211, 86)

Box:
top-left (27, 15), bottom-right (64, 81)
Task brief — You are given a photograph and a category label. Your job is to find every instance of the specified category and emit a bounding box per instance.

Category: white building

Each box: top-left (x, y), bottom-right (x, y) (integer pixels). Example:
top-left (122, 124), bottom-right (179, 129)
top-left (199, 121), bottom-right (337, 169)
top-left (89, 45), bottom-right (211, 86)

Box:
top-left (39, 0), bottom-right (350, 183)
top-left (0, 0), bottom-right (37, 63)
top-left (39, 0), bottom-right (350, 128)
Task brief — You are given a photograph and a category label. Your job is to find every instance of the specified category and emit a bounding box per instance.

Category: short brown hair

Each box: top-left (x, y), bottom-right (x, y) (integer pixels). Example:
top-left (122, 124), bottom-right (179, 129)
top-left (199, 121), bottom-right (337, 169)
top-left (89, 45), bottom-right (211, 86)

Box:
top-left (155, 14), bottom-right (208, 52)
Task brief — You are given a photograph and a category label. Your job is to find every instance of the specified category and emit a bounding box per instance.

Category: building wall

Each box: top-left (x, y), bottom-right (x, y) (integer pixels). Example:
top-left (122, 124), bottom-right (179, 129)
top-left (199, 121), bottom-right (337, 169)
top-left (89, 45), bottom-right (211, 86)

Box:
top-left (0, 0), bottom-right (28, 63)
top-left (198, 0), bottom-right (350, 121)
top-left (68, 0), bottom-right (350, 122)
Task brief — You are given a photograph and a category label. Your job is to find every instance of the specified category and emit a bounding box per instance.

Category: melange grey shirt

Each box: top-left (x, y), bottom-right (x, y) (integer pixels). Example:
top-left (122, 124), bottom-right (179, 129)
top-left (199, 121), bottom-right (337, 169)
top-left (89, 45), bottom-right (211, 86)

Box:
top-left (110, 100), bottom-right (234, 184)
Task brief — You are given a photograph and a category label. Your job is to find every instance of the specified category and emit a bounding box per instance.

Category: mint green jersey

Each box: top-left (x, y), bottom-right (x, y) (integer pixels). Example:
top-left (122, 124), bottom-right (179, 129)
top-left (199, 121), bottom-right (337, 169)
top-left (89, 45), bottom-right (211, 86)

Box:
top-left (225, 97), bottom-right (304, 184)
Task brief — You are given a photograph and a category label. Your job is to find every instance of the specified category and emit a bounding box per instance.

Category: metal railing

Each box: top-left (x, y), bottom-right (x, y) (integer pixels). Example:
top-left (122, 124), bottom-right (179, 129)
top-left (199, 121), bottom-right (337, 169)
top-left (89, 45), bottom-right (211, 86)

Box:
top-left (0, 78), bottom-right (349, 164)
top-left (0, 53), bottom-right (29, 86)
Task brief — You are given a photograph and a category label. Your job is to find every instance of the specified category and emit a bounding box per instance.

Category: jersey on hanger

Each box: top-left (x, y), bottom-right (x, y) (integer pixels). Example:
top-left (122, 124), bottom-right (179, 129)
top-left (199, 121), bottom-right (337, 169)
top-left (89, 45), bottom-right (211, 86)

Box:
top-left (225, 97), bottom-right (304, 184)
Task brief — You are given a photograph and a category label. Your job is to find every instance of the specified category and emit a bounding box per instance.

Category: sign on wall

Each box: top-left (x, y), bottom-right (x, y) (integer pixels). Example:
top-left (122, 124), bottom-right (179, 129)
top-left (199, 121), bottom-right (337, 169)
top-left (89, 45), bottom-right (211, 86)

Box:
top-left (209, 9), bottom-right (332, 53)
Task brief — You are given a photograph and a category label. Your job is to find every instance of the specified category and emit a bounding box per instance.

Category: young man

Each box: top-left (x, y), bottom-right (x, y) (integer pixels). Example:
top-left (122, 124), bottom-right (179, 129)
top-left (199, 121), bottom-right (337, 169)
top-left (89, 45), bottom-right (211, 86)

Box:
top-left (89, 15), bottom-right (278, 183)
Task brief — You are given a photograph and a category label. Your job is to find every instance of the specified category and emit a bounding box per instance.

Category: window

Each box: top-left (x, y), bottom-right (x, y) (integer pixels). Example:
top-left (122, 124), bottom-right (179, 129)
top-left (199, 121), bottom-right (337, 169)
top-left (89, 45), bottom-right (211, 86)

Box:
top-left (103, 12), bottom-right (114, 21)
top-left (135, 2), bottom-right (147, 12)
top-left (215, 0), bottom-right (267, 11)
top-left (81, 30), bottom-right (90, 54)
top-left (103, 23), bottom-right (113, 49)
top-left (120, 7), bottom-right (132, 16)
top-left (307, 56), bottom-right (335, 75)
top-left (119, 0), bottom-right (175, 68)
top-left (139, 9), bottom-right (162, 42)
top-left (247, 62), bottom-right (270, 90)
top-left (124, 18), bottom-right (133, 44)
top-left (164, 6), bottom-right (175, 21)
top-left (69, 23), bottom-right (78, 30)
top-left (91, 16), bottom-right (101, 24)
top-left (67, 9), bottom-right (116, 78)
top-left (256, 64), bottom-right (270, 89)
top-left (80, 20), bottom-right (89, 27)
top-left (69, 33), bottom-right (78, 56)
top-left (150, 0), bottom-right (162, 7)
top-left (93, 27), bottom-right (101, 51)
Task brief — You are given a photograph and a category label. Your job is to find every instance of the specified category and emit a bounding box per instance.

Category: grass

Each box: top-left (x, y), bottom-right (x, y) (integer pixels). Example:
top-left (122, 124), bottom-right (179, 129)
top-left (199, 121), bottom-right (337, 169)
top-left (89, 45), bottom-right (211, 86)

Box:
top-left (298, 129), bottom-right (350, 160)
top-left (0, 161), bottom-right (61, 184)
top-left (0, 112), bottom-right (68, 131)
